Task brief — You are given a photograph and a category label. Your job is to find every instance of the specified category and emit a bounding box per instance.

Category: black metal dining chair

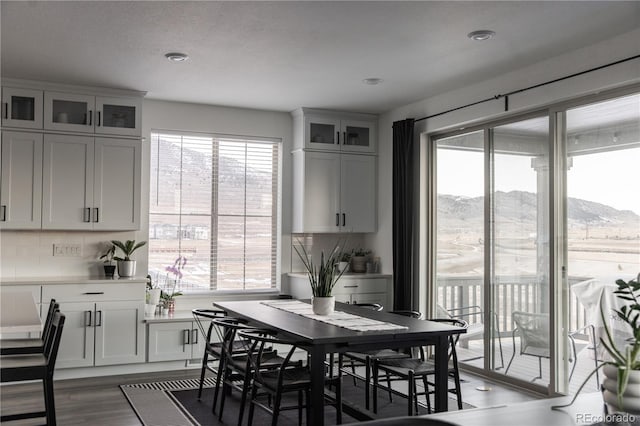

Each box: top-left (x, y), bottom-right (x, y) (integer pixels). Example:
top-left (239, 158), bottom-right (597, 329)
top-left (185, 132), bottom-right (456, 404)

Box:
top-left (1, 299), bottom-right (59, 355)
top-left (240, 328), bottom-right (343, 426)
top-left (338, 308), bottom-right (422, 410)
top-left (372, 318), bottom-right (468, 416)
top-left (192, 308), bottom-right (232, 402)
top-left (1, 311), bottom-right (66, 426)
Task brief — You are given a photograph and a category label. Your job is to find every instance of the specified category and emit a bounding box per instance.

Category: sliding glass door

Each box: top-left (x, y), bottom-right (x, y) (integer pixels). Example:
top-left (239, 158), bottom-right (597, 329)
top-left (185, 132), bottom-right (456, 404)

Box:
top-left (564, 93), bottom-right (640, 393)
top-left (431, 87), bottom-right (639, 393)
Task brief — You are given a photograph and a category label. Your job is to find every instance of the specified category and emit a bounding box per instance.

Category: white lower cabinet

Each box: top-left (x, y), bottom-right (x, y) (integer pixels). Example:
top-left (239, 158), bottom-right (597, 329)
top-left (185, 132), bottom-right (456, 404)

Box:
top-left (42, 283), bottom-right (146, 369)
top-left (287, 274), bottom-right (392, 310)
top-left (147, 321), bottom-right (208, 362)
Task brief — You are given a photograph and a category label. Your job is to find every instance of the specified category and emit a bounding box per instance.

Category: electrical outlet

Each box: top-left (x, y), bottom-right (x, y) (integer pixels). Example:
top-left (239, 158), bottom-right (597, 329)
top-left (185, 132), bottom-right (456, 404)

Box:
top-left (53, 244), bottom-right (82, 257)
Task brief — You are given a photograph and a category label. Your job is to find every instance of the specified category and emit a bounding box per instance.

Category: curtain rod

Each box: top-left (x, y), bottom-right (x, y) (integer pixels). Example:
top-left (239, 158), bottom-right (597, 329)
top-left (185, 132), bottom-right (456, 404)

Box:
top-left (414, 54), bottom-right (640, 123)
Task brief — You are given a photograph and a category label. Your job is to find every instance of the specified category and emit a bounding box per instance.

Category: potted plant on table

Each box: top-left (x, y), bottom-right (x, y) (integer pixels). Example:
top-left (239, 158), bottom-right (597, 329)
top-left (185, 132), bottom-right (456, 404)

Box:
top-left (111, 240), bottom-right (146, 277)
top-left (293, 239), bottom-right (347, 315)
top-left (553, 277), bottom-right (640, 414)
top-left (99, 244), bottom-right (117, 278)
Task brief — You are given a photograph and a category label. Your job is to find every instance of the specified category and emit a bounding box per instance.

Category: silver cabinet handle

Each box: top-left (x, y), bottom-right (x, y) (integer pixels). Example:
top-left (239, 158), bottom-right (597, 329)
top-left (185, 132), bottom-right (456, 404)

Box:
top-left (85, 310), bottom-right (92, 327)
top-left (343, 285), bottom-right (358, 288)
top-left (2, 102), bottom-right (8, 119)
top-left (336, 213), bottom-right (340, 226)
top-left (336, 131), bottom-right (339, 145)
top-left (83, 292), bottom-right (105, 295)
top-left (342, 213), bottom-right (346, 227)
top-left (88, 110), bottom-right (93, 126)
top-left (96, 310), bottom-right (102, 327)
top-left (191, 329), bottom-right (198, 345)
top-left (0, 205), bottom-right (6, 221)
top-left (93, 207), bottom-right (99, 223)
top-left (83, 207), bottom-right (91, 222)
top-left (343, 132), bottom-right (346, 145)
top-left (97, 111), bottom-right (101, 127)
top-left (183, 329), bottom-right (191, 345)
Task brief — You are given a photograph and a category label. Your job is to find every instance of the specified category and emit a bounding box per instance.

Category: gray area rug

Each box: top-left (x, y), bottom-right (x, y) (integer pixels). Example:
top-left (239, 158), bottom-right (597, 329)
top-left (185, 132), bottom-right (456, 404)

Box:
top-left (121, 376), bottom-right (474, 426)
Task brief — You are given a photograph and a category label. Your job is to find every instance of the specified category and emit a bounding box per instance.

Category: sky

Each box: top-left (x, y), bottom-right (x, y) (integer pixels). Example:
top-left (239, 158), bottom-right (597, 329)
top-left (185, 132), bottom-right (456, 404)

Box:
top-left (437, 147), bottom-right (640, 215)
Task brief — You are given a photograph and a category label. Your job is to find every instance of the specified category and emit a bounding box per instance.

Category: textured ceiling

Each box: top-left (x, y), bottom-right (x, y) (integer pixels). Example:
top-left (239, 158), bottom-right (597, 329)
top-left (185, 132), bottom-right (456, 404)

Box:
top-left (1, 1), bottom-right (639, 113)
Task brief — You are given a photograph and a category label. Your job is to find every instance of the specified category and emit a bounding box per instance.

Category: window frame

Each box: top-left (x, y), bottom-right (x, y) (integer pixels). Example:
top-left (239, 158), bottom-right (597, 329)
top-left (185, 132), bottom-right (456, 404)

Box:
top-left (149, 129), bottom-right (283, 295)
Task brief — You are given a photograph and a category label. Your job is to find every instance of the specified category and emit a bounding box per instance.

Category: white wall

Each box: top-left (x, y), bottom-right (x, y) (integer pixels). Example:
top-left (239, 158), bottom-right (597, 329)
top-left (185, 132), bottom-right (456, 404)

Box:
top-left (368, 28), bottom-right (640, 296)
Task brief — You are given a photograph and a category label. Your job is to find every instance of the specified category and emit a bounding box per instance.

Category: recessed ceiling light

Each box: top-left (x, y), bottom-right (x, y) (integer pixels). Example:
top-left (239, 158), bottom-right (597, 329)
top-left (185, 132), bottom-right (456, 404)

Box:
top-left (165, 52), bottom-right (189, 62)
top-left (363, 78), bottom-right (383, 85)
top-left (467, 30), bottom-right (496, 41)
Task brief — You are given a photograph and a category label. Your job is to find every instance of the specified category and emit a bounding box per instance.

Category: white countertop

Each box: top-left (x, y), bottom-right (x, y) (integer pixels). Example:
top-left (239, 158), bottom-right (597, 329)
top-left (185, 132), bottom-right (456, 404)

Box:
top-left (144, 311), bottom-right (197, 323)
top-left (288, 272), bottom-right (392, 279)
top-left (0, 276), bottom-right (148, 286)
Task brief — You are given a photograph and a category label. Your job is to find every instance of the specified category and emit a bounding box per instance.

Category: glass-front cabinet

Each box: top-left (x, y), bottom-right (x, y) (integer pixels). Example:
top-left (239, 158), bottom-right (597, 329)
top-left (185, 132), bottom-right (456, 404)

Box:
top-left (44, 92), bottom-right (141, 136)
top-left (1, 87), bottom-right (43, 129)
top-left (300, 110), bottom-right (376, 153)
top-left (95, 96), bottom-right (141, 137)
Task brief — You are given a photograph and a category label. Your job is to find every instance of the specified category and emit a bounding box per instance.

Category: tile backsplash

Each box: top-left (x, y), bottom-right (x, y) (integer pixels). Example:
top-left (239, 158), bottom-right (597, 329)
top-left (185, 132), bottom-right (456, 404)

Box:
top-left (290, 233), bottom-right (374, 273)
top-left (0, 230), bottom-right (142, 279)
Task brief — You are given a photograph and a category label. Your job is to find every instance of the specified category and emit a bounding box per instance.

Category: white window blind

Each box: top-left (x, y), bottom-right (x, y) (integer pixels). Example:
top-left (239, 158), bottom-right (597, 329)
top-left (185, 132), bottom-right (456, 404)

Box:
top-left (149, 131), bottom-right (280, 291)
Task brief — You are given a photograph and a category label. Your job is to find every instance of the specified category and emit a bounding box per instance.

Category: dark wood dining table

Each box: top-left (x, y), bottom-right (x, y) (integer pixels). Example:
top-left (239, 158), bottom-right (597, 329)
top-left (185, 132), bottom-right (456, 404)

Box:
top-left (214, 300), bottom-right (465, 426)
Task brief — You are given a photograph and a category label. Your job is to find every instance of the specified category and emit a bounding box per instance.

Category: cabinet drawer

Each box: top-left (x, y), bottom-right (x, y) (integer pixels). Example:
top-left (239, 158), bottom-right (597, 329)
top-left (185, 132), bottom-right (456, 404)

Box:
top-left (42, 283), bottom-right (144, 303)
top-left (333, 278), bottom-right (388, 294)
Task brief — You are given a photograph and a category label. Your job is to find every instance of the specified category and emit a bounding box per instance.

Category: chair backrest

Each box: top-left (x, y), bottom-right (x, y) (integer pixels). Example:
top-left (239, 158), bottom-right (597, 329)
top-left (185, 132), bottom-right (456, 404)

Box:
top-left (210, 317), bottom-right (254, 369)
top-left (391, 310), bottom-right (423, 319)
top-left (44, 311), bottom-right (65, 374)
top-left (512, 311), bottom-right (549, 354)
top-left (41, 299), bottom-right (59, 343)
top-left (192, 308), bottom-right (227, 350)
top-left (237, 328), bottom-right (299, 388)
top-left (426, 318), bottom-right (468, 362)
top-left (353, 303), bottom-right (383, 311)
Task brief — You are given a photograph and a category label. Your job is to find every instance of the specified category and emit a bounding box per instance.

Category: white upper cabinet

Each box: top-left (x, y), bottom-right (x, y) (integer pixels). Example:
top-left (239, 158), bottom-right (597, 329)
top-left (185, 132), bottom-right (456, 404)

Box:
top-left (0, 131), bottom-right (43, 229)
top-left (292, 151), bottom-right (376, 233)
top-left (95, 96), bottom-right (142, 137)
top-left (295, 108), bottom-right (377, 153)
top-left (1, 87), bottom-right (43, 129)
top-left (44, 92), bottom-right (141, 137)
top-left (42, 134), bottom-right (141, 230)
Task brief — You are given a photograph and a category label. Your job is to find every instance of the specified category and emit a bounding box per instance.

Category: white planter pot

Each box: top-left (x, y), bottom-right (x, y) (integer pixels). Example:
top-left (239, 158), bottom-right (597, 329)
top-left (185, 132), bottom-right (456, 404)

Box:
top-left (312, 296), bottom-right (335, 316)
top-left (144, 304), bottom-right (157, 316)
top-left (148, 289), bottom-right (161, 306)
top-left (337, 262), bottom-right (350, 273)
top-left (602, 364), bottom-right (640, 414)
top-left (117, 260), bottom-right (136, 277)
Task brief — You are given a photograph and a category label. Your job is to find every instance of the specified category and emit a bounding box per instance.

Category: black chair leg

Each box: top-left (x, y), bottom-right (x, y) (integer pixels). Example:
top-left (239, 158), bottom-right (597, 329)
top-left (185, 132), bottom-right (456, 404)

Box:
top-left (238, 371), bottom-right (252, 426)
top-left (336, 376), bottom-right (343, 424)
top-left (422, 375), bottom-right (432, 414)
top-left (44, 377), bottom-right (56, 426)
top-left (212, 357), bottom-right (225, 413)
top-left (247, 384), bottom-right (258, 426)
top-left (218, 369), bottom-right (230, 421)
top-left (198, 352), bottom-right (209, 399)
top-left (365, 356), bottom-right (371, 410)
top-left (407, 371), bottom-right (414, 416)
top-left (271, 392), bottom-right (282, 426)
top-left (298, 390), bottom-right (303, 426)
top-left (372, 361), bottom-right (379, 414)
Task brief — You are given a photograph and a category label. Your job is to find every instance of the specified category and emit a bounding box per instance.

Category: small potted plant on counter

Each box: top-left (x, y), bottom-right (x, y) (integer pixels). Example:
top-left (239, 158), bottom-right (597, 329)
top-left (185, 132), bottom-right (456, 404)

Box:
top-left (99, 244), bottom-right (117, 278)
top-left (112, 240), bottom-right (146, 277)
top-left (337, 251), bottom-right (352, 273)
top-left (350, 248), bottom-right (371, 273)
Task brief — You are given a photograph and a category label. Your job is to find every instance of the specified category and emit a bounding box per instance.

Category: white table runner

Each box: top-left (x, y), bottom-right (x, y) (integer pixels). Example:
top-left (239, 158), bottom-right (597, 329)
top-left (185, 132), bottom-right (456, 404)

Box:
top-left (262, 300), bottom-right (408, 331)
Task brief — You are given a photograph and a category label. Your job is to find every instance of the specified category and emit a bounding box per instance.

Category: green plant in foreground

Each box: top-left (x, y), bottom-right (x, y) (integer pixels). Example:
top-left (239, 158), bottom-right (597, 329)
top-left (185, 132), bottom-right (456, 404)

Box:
top-left (553, 277), bottom-right (639, 411)
top-left (293, 238), bottom-right (347, 297)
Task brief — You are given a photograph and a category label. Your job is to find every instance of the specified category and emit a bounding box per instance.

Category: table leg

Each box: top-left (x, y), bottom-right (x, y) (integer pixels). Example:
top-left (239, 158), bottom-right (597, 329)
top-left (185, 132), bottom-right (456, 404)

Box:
top-left (434, 335), bottom-right (449, 412)
top-left (308, 345), bottom-right (326, 426)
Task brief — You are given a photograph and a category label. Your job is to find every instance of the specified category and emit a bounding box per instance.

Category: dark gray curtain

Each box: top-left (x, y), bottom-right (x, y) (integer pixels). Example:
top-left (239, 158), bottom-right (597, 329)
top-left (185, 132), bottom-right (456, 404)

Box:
top-left (392, 118), bottom-right (415, 311)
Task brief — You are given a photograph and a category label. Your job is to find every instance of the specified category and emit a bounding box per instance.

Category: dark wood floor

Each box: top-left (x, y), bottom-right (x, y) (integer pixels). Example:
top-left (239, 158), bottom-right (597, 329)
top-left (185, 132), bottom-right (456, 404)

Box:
top-left (0, 368), bottom-right (539, 426)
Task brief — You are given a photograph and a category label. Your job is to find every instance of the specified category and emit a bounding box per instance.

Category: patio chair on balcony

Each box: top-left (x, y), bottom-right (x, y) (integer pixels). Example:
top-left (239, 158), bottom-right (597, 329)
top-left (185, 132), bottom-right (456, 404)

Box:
top-left (436, 305), bottom-right (504, 369)
top-left (505, 311), bottom-right (549, 381)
